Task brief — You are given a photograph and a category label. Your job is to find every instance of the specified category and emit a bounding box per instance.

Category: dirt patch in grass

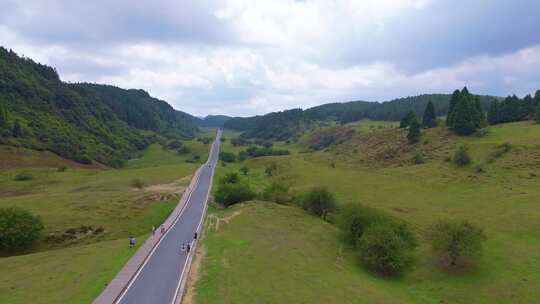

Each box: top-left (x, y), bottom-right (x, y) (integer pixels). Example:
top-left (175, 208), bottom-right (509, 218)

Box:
top-left (139, 177), bottom-right (191, 194)
top-left (183, 245), bottom-right (207, 304)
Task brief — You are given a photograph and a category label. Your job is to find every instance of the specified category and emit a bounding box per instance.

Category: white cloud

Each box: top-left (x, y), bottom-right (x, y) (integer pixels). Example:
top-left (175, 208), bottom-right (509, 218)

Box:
top-left (1, 0), bottom-right (540, 116)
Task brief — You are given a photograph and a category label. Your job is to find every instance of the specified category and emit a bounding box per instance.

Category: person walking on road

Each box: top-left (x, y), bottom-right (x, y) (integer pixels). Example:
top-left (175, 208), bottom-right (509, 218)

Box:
top-left (194, 232), bottom-right (198, 240)
top-left (151, 226), bottom-right (155, 235)
top-left (129, 236), bottom-right (136, 248)
top-left (186, 243), bottom-right (191, 254)
top-left (160, 224), bottom-right (165, 234)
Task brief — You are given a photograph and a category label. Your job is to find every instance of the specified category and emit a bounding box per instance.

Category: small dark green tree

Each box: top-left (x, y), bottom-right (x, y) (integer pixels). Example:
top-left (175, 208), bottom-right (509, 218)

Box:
top-left (400, 111), bottom-right (416, 129)
top-left (12, 119), bottom-right (22, 137)
top-left (487, 100), bottom-right (500, 125)
top-left (0, 207), bottom-right (44, 250)
top-left (219, 151), bottom-right (236, 163)
top-left (453, 145), bottom-right (471, 167)
top-left (358, 221), bottom-right (417, 276)
top-left (214, 182), bottom-right (255, 207)
top-left (422, 101), bottom-right (437, 128)
top-left (302, 186), bottom-right (337, 220)
top-left (240, 166), bottom-right (249, 175)
top-left (427, 219), bottom-right (487, 266)
top-left (261, 181), bottom-right (290, 204)
top-left (220, 172), bottom-right (239, 184)
top-left (407, 118), bottom-right (421, 144)
top-left (338, 203), bottom-right (385, 245)
top-left (446, 89), bottom-right (461, 126)
top-left (535, 104), bottom-right (540, 123)
top-left (451, 97), bottom-right (476, 135)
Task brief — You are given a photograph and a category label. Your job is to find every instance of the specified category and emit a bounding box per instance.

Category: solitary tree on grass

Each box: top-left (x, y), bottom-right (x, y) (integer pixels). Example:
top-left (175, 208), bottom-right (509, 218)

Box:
top-left (422, 101), bottom-right (437, 128)
top-left (407, 117), bottom-right (421, 144)
top-left (302, 186), bottom-right (337, 220)
top-left (427, 219), bottom-right (487, 267)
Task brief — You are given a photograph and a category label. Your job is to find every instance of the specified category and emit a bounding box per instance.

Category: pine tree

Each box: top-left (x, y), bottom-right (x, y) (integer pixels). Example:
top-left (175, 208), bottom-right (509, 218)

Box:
top-left (422, 101), bottom-right (437, 128)
top-left (407, 116), bottom-right (421, 144)
top-left (472, 96), bottom-right (485, 127)
top-left (446, 89), bottom-right (461, 126)
top-left (400, 111), bottom-right (416, 129)
top-left (12, 119), bottom-right (22, 137)
top-left (487, 101), bottom-right (500, 125)
top-left (452, 97), bottom-right (476, 135)
top-left (0, 99), bottom-right (8, 129)
top-left (535, 104), bottom-right (540, 123)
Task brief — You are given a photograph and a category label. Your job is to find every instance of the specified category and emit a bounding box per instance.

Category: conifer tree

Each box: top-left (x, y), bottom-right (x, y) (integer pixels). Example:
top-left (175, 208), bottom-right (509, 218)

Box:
top-left (400, 111), bottom-right (416, 129)
top-left (487, 101), bottom-right (500, 125)
top-left (422, 101), bottom-right (437, 128)
top-left (407, 116), bottom-right (421, 144)
top-left (451, 97), bottom-right (476, 135)
top-left (446, 89), bottom-right (461, 126)
top-left (535, 104), bottom-right (540, 123)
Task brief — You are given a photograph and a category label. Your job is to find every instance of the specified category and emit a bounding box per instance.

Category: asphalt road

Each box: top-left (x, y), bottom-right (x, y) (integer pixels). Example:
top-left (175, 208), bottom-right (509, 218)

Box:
top-left (117, 130), bottom-right (221, 304)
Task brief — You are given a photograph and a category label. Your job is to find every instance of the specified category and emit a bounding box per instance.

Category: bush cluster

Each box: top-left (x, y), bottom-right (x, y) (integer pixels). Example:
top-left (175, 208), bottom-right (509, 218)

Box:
top-left (214, 173), bottom-right (255, 207)
top-left (0, 207), bottom-right (44, 250)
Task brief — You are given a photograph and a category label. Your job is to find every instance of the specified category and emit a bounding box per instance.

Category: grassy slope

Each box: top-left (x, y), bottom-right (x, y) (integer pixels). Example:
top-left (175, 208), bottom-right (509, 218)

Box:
top-left (194, 121), bottom-right (540, 304)
top-left (0, 131), bottom-right (214, 304)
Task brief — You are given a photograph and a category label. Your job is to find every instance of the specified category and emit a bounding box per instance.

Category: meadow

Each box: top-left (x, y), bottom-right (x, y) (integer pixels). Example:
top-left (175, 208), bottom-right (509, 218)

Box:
top-left (0, 132), bottom-right (213, 304)
top-left (194, 121), bottom-right (540, 304)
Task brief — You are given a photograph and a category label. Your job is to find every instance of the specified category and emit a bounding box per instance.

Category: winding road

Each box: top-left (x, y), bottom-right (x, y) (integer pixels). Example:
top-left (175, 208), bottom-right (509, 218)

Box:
top-left (115, 129), bottom-right (221, 304)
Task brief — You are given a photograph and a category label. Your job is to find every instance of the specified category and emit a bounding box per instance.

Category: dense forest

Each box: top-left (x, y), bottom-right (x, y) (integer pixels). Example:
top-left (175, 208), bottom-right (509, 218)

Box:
top-left (196, 115), bottom-right (234, 128)
top-left (224, 94), bottom-right (500, 140)
top-left (0, 47), bottom-right (198, 167)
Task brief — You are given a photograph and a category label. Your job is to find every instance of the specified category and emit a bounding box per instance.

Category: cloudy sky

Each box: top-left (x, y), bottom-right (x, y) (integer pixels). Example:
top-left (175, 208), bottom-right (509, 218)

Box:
top-left (1, 0), bottom-right (539, 116)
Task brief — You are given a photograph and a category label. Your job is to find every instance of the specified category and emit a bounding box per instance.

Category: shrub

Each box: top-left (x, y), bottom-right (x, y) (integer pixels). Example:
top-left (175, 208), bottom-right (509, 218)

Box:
top-left (167, 140), bottom-right (183, 150)
top-left (453, 145), bottom-right (471, 167)
top-left (412, 152), bottom-right (425, 164)
top-left (14, 172), bottom-right (34, 181)
top-left (57, 166), bottom-right (68, 172)
top-left (220, 172), bottom-right (239, 184)
top-left (176, 146), bottom-right (191, 155)
top-left (358, 221), bottom-right (417, 276)
top-left (131, 178), bottom-right (146, 189)
top-left (0, 207), bottom-right (44, 250)
top-left (214, 182), bottom-right (255, 207)
top-left (219, 151), bottom-right (236, 163)
top-left (427, 219), bottom-right (487, 267)
top-left (474, 163), bottom-right (486, 173)
top-left (338, 203), bottom-right (386, 245)
top-left (261, 181), bottom-right (290, 204)
top-left (407, 119), bottom-right (421, 144)
top-left (265, 162), bottom-right (277, 177)
top-left (302, 186), bottom-right (337, 220)
top-left (240, 166), bottom-right (249, 175)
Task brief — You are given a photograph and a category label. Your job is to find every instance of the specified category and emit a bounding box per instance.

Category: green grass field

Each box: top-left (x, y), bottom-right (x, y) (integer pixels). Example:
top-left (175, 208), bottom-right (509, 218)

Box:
top-left (194, 121), bottom-right (540, 304)
top-left (0, 131), bottom-right (214, 304)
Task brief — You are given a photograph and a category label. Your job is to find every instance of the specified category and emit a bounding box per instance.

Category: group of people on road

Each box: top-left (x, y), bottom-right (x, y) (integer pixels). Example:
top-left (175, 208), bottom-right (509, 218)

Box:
top-left (180, 232), bottom-right (198, 254)
top-left (129, 227), bottom-right (199, 255)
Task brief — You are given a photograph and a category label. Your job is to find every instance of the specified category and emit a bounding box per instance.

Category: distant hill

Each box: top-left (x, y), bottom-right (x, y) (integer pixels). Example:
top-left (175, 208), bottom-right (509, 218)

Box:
top-left (195, 115), bottom-right (234, 128)
top-left (0, 47), bottom-right (198, 167)
top-left (224, 94), bottom-right (500, 140)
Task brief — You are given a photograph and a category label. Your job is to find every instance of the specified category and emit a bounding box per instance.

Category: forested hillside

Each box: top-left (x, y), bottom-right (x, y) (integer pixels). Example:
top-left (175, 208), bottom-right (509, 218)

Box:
top-left (195, 115), bottom-right (233, 128)
top-left (0, 47), bottom-right (198, 167)
top-left (224, 94), bottom-right (500, 140)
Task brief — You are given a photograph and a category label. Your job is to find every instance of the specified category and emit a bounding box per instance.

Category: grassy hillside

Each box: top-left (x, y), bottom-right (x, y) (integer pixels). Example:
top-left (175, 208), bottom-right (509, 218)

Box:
top-left (0, 130), bottom-right (213, 303)
top-left (193, 121), bottom-right (540, 304)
